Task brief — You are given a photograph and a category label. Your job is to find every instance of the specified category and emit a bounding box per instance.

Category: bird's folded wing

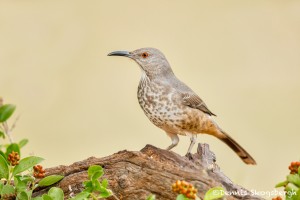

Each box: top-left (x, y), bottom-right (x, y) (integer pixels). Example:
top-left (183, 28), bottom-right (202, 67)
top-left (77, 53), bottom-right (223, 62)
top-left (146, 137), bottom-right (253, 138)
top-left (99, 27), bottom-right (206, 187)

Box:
top-left (182, 93), bottom-right (216, 116)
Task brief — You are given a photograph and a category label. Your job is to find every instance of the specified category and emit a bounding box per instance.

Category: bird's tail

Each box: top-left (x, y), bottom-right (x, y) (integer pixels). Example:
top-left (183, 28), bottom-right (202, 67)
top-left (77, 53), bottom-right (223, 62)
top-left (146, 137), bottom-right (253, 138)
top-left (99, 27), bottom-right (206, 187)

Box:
top-left (218, 130), bottom-right (256, 165)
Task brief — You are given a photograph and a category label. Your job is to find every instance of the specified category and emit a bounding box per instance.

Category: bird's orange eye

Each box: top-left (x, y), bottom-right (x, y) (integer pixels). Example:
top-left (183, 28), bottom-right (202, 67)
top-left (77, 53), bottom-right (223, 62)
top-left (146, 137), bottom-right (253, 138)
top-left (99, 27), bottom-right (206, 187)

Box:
top-left (141, 52), bottom-right (149, 58)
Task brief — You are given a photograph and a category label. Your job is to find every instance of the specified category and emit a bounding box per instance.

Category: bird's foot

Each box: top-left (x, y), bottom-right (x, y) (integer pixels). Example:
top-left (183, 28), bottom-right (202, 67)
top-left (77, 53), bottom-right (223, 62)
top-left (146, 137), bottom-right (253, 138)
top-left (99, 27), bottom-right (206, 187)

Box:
top-left (185, 152), bottom-right (194, 160)
top-left (166, 144), bottom-right (175, 151)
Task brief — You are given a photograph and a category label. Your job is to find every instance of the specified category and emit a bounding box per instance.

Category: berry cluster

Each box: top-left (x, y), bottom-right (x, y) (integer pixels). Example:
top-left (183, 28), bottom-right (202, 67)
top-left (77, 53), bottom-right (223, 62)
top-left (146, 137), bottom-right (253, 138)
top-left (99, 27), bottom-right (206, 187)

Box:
top-left (33, 165), bottom-right (46, 178)
top-left (288, 161), bottom-right (300, 174)
top-left (172, 180), bottom-right (197, 199)
top-left (272, 196), bottom-right (282, 200)
top-left (7, 151), bottom-right (20, 166)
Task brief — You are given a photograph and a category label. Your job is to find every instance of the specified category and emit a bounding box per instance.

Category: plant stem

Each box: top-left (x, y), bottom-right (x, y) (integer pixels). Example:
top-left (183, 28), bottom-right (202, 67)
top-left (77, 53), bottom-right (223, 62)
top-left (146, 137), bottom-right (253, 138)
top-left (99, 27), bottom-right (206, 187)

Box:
top-left (90, 193), bottom-right (98, 200)
top-left (10, 114), bottom-right (20, 133)
top-left (2, 122), bottom-right (13, 143)
top-left (6, 165), bottom-right (13, 185)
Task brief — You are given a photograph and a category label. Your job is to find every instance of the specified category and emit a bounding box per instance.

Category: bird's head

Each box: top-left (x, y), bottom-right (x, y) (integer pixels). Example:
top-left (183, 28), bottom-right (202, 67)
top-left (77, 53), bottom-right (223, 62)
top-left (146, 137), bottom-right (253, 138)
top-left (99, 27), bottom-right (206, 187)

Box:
top-left (108, 48), bottom-right (173, 79)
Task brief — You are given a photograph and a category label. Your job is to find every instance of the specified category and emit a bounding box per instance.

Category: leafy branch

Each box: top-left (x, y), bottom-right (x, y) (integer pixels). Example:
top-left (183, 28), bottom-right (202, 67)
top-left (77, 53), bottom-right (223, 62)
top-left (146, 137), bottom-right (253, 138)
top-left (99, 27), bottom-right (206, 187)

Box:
top-left (0, 98), bottom-right (63, 200)
top-left (275, 161), bottom-right (300, 200)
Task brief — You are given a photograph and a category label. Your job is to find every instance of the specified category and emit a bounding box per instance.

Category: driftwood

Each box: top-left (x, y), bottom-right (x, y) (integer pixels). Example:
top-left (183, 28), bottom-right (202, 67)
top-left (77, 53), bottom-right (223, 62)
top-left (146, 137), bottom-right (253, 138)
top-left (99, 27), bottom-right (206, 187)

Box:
top-left (32, 144), bottom-right (263, 200)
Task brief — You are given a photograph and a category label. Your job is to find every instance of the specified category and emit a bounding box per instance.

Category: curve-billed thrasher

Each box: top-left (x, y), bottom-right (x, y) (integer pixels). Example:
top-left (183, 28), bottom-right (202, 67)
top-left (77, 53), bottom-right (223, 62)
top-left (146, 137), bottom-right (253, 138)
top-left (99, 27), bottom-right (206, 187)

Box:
top-left (108, 48), bottom-right (256, 165)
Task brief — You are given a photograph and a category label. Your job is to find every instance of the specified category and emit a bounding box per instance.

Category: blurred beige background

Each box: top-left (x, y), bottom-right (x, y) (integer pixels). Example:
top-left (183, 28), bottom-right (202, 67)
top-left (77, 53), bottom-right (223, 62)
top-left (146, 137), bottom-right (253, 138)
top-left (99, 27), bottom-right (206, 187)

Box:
top-left (1, 0), bottom-right (299, 198)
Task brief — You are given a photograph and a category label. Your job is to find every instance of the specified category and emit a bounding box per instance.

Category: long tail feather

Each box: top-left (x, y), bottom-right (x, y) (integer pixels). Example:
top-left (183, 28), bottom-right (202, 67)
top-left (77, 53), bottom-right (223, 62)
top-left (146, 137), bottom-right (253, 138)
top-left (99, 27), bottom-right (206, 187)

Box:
top-left (219, 130), bottom-right (256, 165)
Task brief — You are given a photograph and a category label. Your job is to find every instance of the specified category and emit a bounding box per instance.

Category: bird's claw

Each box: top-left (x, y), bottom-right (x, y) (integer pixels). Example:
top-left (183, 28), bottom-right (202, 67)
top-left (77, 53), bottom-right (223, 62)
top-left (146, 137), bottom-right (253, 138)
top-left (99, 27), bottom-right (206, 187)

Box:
top-left (185, 152), bottom-right (193, 160)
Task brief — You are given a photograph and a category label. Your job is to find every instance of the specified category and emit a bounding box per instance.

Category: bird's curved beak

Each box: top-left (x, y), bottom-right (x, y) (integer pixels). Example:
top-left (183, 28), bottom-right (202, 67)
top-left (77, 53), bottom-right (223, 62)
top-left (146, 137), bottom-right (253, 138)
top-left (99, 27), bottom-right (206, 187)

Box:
top-left (107, 51), bottom-right (130, 57)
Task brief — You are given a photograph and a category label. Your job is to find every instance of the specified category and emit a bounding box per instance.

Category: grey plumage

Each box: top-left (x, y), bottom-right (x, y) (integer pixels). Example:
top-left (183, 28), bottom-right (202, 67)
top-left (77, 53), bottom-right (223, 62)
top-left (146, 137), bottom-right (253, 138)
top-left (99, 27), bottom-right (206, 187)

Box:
top-left (108, 47), bottom-right (256, 165)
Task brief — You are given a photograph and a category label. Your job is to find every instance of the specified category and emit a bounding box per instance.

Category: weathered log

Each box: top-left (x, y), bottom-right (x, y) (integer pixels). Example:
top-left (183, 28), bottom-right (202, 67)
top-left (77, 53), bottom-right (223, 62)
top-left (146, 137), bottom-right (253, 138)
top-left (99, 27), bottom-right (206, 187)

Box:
top-left (32, 144), bottom-right (263, 200)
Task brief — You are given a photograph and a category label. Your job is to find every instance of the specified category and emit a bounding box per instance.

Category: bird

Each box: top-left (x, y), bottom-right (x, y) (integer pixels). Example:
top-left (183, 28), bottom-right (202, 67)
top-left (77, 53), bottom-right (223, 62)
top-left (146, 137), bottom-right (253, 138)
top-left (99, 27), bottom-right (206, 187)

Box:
top-left (108, 48), bottom-right (256, 165)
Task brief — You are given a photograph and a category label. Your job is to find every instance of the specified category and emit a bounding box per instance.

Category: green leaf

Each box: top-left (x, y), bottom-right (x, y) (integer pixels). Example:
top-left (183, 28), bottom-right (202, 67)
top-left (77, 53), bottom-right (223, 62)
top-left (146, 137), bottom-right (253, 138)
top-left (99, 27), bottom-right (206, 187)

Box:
top-left (88, 165), bottom-right (103, 180)
top-left (14, 176), bottom-right (27, 192)
top-left (19, 139), bottom-right (29, 148)
top-left (0, 151), bottom-right (7, 163)
top-left (0, 154), bottom-right (9, 179)
top-left (285, 187), bottom-right (298, 200)
top-left (32, 197), bottom-right (43, 200)
top-left (83, 180), bottom-right (92, 188)
top-left (92, 171), bottom-right (103, 181)
top-left (83, 181), bottom-right (93, 193)
top-left (298, 167), bottom-right (300, 175)
top-left (1, 184), bottom-right (15, 196)
top-left (146, 194), bottom-right (156, 200)
top-left (72, 192), bottom-right (90, 200)
top-left (38, 175), bottom-right (64, 187)
top-left (19, 175), bottom-right (35, 183)
top-left (285, 183), bottom-right (299, 193)
top-left (0, 104), bottom-right (16, 122)
top-left (287, 174), bottom-right (300, 187)
top-left (0, 182), bottom-right (3, 192)
top-left (98, 188), bottom-right (112, 198)
top-left (6, 143), bottom-right (21, 157)
top-left (48, 187), bottom-right (64, 200)
top-left (204, 187), bottom-right (225, 200)
top-left (102, 179), bottom-right (108, 188)
top-left (13, 156), bottom-right (44, 176)
top-left (94, 179), bottom-right (101, 191)
top-left (294, 190), bottom-right (300, 200)
top-left (17, 191), bottom-right (30, 200)
top-left (42, 194), bottom-right (53, 200)
top-left (275, 180), bottom-right (289, 188)
top-left (176, 194), bottom-right (190, 200)
top-left (0, 130), bottom-right (5, 139)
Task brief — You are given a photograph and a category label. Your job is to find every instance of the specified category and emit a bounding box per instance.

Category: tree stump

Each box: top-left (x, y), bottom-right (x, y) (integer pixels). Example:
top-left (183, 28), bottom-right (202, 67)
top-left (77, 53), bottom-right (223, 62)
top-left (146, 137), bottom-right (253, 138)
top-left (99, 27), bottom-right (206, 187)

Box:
top-left (32, 144), bottom-right (263, 200)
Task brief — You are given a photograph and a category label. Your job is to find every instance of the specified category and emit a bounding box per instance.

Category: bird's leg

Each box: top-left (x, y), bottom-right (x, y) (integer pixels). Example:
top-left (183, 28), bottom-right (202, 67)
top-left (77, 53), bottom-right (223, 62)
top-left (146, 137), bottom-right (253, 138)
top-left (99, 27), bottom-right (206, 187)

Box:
top-left (186, 134), bottom-right (197, 154)
top-left (166, 132), bottom-right (179, 150)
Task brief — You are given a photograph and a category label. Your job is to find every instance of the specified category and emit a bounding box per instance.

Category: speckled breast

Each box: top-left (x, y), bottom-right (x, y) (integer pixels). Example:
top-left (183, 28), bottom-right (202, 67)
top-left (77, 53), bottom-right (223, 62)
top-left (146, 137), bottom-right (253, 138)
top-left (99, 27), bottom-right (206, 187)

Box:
top-left (137, 78), bottom-right (190, 134)
top-left (137, 78), bottom-right (213, 136)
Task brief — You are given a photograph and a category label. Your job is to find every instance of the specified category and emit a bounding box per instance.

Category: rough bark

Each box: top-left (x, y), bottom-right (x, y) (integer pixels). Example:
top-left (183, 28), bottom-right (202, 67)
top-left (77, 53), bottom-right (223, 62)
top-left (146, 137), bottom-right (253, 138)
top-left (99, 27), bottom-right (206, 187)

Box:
top-left (32, 144), bottom-right (263, 200)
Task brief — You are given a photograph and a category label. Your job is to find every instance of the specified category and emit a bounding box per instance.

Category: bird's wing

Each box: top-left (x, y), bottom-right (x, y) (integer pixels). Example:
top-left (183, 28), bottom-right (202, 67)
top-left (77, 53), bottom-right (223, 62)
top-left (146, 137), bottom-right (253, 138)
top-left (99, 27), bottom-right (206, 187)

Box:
top-left (182, 93), bottom-right (216, 116)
